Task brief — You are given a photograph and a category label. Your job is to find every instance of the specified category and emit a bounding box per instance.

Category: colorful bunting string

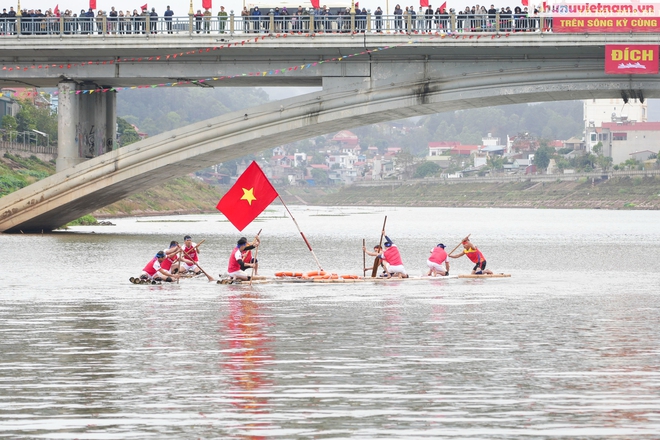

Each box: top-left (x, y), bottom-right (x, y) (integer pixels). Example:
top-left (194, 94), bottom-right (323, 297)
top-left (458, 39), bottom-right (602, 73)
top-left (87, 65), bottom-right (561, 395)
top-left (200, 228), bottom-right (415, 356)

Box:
top-left (0, 31), bottom-right (513, 96)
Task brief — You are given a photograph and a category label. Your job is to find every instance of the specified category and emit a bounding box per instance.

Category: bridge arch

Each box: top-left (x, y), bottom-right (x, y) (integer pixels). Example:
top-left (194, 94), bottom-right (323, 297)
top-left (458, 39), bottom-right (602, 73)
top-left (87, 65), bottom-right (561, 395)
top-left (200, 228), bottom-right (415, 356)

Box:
top-left (1, 68), bottom-right (659, 232)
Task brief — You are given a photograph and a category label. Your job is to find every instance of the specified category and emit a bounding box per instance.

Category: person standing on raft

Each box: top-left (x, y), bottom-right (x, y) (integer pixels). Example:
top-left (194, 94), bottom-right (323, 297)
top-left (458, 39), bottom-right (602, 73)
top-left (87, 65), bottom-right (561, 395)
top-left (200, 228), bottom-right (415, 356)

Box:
top-left (449, 239), bottom-right (493, 275)
top-left (363, 234), bottom-right (408, 278)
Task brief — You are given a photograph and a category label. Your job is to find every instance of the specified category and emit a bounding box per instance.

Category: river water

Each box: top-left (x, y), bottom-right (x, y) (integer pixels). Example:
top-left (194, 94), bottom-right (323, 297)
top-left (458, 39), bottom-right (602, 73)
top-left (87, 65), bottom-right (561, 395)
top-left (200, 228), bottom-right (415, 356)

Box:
top-left (1, 206), bottom-right (659, 438)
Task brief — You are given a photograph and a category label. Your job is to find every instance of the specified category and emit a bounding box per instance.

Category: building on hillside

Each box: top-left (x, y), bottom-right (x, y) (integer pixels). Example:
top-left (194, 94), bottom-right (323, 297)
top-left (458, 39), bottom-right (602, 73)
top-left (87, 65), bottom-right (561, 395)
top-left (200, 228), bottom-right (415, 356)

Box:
top-left (327, 152), bottom-right (358, 169)
top-left (329, 167), bottom-right (359, 185)
top-left (427, 141), bottom-right (459, 159)
top-left (482, 133), bottom-right (504, 148)
top-left (293, 151), bottom-right (307, 167)
top-left (629, 150), bottom-right (656, 162)
top-left (0, 91), bottom-right (19, 119)
top-left (473, 151), bottom-right (488, 168)
top-left (596, 121), bottom-right (660, 165)
top-left (450, 145), bottom-right (480, 156)
top-left (563, 136), bottom-right (584, 151)
top-left (583, 98), bottom-right (647, 135)
top-left (330, 130), bottom-right (359, 149)
top-left (272, 146), bottom-right (286, 156)
top-left (371, 156), bottom-right (395, 180)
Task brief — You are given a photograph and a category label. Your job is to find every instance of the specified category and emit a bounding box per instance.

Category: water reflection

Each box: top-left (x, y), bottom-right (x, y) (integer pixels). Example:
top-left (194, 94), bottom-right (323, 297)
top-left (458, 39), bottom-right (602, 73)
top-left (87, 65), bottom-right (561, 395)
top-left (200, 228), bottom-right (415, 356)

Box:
top-left (223, 290), bottom-right (273, 437)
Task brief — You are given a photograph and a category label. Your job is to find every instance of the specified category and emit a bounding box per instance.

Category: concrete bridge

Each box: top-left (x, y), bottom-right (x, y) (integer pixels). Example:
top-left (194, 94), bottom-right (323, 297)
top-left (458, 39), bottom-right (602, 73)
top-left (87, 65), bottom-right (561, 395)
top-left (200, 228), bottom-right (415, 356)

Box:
top-left (1, 32), bottom-right (659, 232)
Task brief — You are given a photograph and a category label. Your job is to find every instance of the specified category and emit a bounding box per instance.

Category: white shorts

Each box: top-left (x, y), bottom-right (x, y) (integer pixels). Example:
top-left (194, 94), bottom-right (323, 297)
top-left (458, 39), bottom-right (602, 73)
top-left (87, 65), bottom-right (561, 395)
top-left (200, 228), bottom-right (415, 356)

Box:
top-left (228, 270), bottom-right (248, 278)
top-left (181, 262), bottom-right (198, 272)
top-left (427, 261), bottom-right (447, 272)
top-left (140, 271), bottom-right (155, 280)
top-left (388, 264), bottom-right (407, 275)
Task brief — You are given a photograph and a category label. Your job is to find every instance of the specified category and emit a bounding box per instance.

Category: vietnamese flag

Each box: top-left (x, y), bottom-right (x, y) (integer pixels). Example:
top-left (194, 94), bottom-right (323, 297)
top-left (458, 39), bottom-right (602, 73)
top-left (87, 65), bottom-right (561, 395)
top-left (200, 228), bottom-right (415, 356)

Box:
top-left (420, 0), bottom-right (429, 7)
top-left (202, 0), bottom-right (212, 9)
top-left (216, 161), bottom-right (278, 231)
top-left (440, 1), bottom-right (447, 11)
top-left (89, 0), bottom-right (96, 9)
top-left (310, 0), bottom-right (320, 8)
top-left (521, 0), bottom-right (529, 6)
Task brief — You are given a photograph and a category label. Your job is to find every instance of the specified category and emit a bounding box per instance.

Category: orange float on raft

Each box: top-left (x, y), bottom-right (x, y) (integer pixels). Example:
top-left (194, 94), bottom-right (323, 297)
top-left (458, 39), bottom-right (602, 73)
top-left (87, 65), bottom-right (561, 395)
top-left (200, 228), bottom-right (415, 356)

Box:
top-left (340, 274), bottom-right (359, 279)
top-left (307, 270), bottom-right (326, 277)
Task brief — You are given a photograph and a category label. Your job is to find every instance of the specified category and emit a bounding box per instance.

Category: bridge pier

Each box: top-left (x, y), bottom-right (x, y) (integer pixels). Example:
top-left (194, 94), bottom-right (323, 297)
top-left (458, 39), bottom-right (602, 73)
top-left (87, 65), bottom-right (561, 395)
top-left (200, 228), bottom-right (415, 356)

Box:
top-left (56, 81), bottom-right (116, 173)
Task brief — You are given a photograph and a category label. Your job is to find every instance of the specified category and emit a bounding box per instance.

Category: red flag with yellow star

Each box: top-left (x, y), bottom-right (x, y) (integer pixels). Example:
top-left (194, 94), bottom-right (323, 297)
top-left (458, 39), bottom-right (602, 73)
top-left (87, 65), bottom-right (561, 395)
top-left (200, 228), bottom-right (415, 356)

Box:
top-left (216, 161), bottom-right (279, 231)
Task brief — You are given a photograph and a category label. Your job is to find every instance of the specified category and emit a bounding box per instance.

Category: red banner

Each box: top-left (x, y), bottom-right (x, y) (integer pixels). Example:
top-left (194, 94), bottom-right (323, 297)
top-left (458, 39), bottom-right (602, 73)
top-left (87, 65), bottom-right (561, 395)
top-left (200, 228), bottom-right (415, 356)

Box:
top-left (89, 0), bottom-right (96, 10)
top-left (202, 0), bottom-right (212, 9)
top-left (605, 44), bottom-right (659, 74)
top-left (553, 16), bottom-right (660, 32)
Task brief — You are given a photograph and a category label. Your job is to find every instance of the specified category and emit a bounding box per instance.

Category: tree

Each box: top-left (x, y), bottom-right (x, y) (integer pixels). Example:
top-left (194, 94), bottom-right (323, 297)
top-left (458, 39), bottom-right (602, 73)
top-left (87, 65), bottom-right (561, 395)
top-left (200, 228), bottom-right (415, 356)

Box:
top-left (117, 117), bottom-right (140, 147)
top-left (395, 150), bottom-right (416, 178)
top-left (592, 141), bottom-right (603, 156)
top-left (533, 145), bottom-right (555, 170)
top-left (310, 168), bottom-right (328, 185)
top-left (413, 161), bottom-right (440, 178)
top-left (1, 115), bottom-right (17, 139)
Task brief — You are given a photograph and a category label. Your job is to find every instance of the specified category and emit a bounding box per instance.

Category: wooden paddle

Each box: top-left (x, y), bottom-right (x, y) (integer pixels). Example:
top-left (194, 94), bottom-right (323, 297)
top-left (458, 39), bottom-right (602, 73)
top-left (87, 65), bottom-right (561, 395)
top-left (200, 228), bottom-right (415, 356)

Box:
top-left (370, 215), bottom-right (387, 278)
top-left (180, 244), bottom-right (214, 282)
top-left (448, 233), bottom-right (471, 258)
top-left (249, 229), bottom-right (262, 287)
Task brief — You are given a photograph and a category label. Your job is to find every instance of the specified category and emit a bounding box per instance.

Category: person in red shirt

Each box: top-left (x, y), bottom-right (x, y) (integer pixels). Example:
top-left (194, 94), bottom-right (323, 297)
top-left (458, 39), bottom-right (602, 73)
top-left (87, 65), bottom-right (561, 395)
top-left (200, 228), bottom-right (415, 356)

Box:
top-left (227, 237), bottom-right (257, 281)
top-left (449, 239), bottom-right (493, 275)
top-left (180, 235), bottom-right (202, 275)
top-left (427, 243), bottom-right (450, 277)
top-left (240, 235), bottom-right (260, 275)
top-left (135, 250), bottom-right (179, 283)
top-left (363, 233), bottom-right (408, 278)
top-left (160, 241), bottom-right (181, 274)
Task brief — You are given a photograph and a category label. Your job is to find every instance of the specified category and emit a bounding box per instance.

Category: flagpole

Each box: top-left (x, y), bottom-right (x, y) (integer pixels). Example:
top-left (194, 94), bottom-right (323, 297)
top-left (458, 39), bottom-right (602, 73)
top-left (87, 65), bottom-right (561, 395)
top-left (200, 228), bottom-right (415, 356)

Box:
top-left (277, 195), bottom-right (323, 272)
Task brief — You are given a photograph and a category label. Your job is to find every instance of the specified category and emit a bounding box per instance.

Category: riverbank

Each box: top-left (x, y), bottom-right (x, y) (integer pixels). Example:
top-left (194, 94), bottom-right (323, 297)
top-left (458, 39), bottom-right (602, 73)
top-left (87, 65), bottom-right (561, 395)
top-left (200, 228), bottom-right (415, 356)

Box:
top-left (93, 174), bottom-right (660, 217)
top-left (3, 153), bottom-right (659, 221)
top-left (301, 175), bottom-right (660, 210)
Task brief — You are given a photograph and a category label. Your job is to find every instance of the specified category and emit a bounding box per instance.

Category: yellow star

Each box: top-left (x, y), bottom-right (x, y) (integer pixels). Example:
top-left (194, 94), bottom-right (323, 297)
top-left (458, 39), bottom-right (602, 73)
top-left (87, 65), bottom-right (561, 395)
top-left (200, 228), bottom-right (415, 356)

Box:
top-left (240, 187), bottom-right (257, 205)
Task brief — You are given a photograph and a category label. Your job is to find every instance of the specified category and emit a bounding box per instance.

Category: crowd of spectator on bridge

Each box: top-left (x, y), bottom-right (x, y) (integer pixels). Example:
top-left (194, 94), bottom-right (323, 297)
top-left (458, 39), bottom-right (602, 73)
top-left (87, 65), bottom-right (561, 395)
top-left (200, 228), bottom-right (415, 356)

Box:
top-left (0, 3), bottom-right (550, 35)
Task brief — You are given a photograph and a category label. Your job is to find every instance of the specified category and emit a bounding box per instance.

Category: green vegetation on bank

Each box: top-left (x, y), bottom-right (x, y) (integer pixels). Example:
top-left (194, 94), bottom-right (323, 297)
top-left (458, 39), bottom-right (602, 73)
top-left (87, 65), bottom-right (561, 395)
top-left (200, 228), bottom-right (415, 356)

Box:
top-left (64, 214), bottom-right (99, 227)
top-left (0, 153), bottom-right (55, 196)
top-left (93, 177), bottom-right (224, 217)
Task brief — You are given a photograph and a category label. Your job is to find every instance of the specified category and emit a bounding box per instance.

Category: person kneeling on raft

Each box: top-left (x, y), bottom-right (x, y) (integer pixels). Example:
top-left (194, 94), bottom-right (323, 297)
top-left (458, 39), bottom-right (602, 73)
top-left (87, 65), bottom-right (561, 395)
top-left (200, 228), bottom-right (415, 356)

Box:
top-left (363, 233), bottom-right (408, 278)
top-left (227, 237), bottom-right (257, 281)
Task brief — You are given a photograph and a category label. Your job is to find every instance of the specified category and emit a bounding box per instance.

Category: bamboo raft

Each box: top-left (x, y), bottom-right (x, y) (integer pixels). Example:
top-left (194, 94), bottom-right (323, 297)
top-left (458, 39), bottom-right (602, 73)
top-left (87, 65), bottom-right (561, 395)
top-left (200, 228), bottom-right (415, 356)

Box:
top-left (215, 273), bottom-right (511, 285)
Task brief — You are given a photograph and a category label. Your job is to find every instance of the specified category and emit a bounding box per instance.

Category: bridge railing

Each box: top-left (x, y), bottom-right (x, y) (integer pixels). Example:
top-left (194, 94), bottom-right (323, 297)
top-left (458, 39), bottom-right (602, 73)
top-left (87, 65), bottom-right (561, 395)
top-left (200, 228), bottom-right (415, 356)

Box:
top-left (0, 141), bottom-right (57, 155)
top-left (0, 13), bottom-right (553, 37)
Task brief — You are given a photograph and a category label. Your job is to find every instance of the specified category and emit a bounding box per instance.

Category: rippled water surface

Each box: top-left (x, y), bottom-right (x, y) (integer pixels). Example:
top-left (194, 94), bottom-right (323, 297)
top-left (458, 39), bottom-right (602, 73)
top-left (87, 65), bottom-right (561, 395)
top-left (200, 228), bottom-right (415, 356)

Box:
top-left (1, 207), bottom-right (659, 438)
